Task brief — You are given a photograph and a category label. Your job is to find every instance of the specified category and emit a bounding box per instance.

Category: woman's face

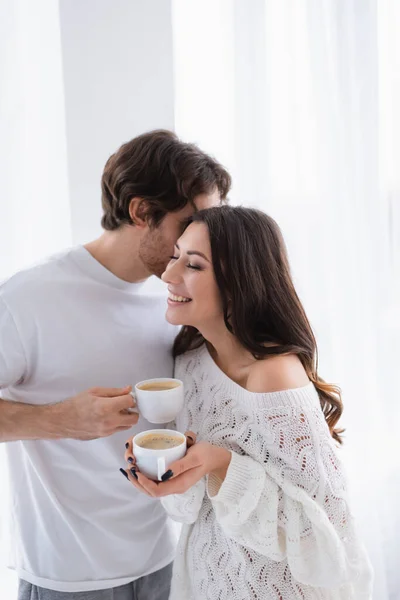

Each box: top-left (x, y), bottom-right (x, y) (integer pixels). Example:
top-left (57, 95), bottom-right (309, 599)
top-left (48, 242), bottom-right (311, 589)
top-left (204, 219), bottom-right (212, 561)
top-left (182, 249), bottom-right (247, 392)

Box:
top-left (161, 222), bottom-right (223, 329)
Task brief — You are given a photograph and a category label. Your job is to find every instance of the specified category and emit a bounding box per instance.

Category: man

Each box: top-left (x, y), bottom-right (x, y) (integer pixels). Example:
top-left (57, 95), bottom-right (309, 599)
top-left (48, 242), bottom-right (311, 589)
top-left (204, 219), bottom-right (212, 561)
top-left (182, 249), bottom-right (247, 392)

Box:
top-left (0, 130), bottom-right (231, 600)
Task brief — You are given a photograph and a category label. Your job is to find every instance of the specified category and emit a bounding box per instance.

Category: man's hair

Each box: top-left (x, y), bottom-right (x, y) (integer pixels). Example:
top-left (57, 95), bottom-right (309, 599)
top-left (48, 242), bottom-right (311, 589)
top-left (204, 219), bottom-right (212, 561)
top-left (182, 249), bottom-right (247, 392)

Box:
top-left (101, 130), bottom-right (231, 230)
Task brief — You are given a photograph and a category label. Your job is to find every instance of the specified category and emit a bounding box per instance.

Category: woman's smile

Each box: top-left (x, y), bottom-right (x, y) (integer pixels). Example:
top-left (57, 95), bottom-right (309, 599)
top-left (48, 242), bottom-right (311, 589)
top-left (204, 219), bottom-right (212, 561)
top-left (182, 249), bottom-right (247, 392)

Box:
top-left (167, 291), bottom-right (192, 305)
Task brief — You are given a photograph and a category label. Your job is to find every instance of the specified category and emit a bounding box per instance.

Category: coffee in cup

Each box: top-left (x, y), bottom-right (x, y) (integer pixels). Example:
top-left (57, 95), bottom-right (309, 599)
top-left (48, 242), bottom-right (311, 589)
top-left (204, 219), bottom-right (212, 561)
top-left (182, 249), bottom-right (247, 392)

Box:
top-left (136, 432), bottom-right (183, 450)
top-left (137, 381), bottom-right (181, 392)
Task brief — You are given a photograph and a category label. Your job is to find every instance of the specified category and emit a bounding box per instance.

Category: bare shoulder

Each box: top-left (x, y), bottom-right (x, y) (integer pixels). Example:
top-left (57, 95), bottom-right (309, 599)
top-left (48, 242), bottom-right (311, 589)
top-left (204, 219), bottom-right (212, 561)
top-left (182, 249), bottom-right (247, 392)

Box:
top-left (246, 354), bottom-right (310, 393)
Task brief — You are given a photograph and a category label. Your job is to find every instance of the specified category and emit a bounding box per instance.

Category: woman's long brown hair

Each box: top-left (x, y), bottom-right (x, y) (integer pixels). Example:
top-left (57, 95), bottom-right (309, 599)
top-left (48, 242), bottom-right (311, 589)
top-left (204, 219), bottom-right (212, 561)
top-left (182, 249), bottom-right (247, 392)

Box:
top-left (173, 206), bottom-right (344, 444)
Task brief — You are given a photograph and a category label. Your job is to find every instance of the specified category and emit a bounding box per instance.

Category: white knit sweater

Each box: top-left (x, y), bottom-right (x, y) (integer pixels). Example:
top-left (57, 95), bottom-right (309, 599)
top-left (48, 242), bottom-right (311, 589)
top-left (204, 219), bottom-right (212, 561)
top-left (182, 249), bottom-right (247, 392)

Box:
top-left (161, 344), bottom-right (373, 600)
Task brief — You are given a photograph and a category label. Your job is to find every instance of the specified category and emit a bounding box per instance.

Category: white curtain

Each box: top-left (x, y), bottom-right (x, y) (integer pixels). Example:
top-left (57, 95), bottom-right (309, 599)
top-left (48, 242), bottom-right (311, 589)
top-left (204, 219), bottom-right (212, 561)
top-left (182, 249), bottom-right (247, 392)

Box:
top-left (173, 0), bottom-right (399, 598)
top-left (0, 0), bottom-right (72, 279)
top-left (0, 0), bottom-right (71, 596)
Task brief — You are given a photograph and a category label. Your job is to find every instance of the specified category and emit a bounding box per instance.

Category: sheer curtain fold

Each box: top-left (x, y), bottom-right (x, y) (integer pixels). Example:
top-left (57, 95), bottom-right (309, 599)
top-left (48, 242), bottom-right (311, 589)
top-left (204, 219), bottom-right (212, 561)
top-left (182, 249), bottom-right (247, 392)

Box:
top-left (0, 0), bottom-right (72, 281)
top-left (0, 1), bottom-right (71, 596)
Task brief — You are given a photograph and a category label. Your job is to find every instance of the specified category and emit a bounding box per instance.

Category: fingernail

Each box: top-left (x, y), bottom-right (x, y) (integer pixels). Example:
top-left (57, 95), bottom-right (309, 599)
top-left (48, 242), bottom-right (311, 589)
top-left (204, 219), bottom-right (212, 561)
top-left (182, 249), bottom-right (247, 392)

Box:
top-left (128, 457), bottom-right (134, 463)
top-left (187, 435), bottom-right (194, 442)
top-left (125, 442), bottom-right (129, 449)
top-left (130, 468), bottom-right (138, 480)
top-left (161, 469), bottom-right (173, 482)
top-left (120, 468), bottom-right (129, 480)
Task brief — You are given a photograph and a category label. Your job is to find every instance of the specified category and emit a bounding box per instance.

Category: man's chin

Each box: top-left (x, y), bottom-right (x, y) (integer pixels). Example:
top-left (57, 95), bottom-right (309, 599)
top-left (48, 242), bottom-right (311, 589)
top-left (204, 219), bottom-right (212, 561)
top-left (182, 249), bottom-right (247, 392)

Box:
top-left (150, 263), bottom-right (169, 279)
top-left (139, 251), bottom-right (169, 279)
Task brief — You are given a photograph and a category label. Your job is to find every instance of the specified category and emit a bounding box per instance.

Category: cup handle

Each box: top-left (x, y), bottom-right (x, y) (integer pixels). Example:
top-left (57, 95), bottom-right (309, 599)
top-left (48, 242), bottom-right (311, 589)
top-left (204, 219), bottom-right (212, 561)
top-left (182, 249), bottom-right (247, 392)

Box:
top-left (157, 456), bottom-right (166, 481)
top-left (127, 390), bottom-right (139, 414)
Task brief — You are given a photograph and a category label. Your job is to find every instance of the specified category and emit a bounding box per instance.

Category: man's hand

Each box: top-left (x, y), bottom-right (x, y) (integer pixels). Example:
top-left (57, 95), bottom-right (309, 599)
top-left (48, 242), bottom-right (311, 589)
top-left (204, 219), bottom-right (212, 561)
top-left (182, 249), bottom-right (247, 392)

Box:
top-left (121, 438), bottom-right (231, 497)
top-left (52, 386), bottom-right (138, 440)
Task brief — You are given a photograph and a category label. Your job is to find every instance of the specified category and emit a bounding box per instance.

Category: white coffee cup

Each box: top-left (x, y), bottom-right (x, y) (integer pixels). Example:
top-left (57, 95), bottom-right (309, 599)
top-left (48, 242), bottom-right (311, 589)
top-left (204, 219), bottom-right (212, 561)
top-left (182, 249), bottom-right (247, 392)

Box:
top-left (133, 429), bottom-right (187, 481)
top-left (133, 378), bottom-right (184, 424)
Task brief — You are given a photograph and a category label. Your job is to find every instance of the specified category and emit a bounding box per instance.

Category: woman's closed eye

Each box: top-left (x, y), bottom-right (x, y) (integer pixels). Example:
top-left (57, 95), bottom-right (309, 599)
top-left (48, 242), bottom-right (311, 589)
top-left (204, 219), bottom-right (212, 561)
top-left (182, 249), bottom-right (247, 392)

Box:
top-left (169, 256), bottom-right (203, 271)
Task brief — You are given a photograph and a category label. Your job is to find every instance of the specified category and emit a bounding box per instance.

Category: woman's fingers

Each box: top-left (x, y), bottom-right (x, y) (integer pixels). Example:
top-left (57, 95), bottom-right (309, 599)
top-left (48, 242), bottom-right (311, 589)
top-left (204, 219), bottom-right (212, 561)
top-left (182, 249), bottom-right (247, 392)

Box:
top-left (185, 430), bottom-right (197, 448)
top-left (124, 438), bottom-right (135, 463)
top-left (135, 472), bottom-right (161, 497)
top-left (140, 465), bottom-right (204, 497)
top-left (125, 451), bottom-right (136, 466)
top-left (120, 466), bottom-right (152, 496)
top-left (163, 449), bottom-right (199, 481)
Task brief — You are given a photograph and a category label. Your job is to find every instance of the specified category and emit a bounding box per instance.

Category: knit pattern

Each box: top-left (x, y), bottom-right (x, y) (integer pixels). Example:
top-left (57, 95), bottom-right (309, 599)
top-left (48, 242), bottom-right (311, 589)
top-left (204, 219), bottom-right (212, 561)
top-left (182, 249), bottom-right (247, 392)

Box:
top-left (161, 344), bottom-right (372, 600)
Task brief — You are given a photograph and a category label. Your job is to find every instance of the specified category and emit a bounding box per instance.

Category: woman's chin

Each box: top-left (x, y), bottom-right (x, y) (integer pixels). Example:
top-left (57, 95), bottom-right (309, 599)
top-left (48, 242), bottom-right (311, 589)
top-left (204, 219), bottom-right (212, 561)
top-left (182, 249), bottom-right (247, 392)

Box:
top-left (166, 310), bottom-right (187, 326)
top-left (166, 307), bottom-right (197, 328)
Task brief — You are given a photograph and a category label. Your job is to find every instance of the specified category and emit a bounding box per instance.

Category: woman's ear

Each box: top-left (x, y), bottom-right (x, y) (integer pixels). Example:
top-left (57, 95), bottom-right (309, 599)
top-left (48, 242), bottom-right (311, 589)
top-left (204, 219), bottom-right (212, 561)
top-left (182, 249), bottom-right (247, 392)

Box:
top-left (128, 197), bottom-right (147, 228)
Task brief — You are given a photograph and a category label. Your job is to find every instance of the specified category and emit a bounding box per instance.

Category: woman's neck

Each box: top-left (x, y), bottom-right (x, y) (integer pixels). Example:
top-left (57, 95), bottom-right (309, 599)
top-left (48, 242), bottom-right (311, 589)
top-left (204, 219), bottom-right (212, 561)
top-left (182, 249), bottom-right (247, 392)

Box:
top-left (200, 324), bottom-right (255, 374)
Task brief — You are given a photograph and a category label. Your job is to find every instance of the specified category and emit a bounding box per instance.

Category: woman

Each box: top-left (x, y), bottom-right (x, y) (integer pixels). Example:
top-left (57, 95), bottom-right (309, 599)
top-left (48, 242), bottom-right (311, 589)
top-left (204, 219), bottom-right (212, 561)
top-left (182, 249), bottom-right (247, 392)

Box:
top-left (122, 206), bottom-right (372, 599)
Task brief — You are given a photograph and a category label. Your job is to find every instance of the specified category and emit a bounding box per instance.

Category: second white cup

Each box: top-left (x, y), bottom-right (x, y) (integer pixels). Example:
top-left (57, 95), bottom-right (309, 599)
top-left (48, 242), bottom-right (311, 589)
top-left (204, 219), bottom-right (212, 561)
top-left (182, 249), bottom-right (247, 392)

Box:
top-left (133, 429), bottom-right (187, 481)
top-left (134, 378), bottom-right (184, 424)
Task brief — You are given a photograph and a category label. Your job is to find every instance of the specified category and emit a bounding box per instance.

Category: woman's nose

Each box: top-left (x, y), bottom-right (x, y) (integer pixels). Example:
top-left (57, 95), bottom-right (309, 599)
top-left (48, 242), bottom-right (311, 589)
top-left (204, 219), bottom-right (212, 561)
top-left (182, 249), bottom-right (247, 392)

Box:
top-left (161, 261), bottom-right (182, 284)
top-left (161, 269), bottom-right (169, 283)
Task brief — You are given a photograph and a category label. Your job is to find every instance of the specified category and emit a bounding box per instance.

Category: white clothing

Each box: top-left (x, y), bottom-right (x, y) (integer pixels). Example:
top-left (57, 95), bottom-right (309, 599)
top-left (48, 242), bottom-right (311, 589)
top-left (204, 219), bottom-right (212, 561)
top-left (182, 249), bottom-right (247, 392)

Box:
top-left (0, 247), bottom-right (177, 592)
top-left (162, 344), bottom-right (373, 599)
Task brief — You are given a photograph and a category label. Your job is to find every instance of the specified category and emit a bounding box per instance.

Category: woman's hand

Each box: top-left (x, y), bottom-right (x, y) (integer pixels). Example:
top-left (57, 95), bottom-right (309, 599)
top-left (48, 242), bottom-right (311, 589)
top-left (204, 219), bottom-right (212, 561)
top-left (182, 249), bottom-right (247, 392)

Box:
top-left (120, 434), bottom-right (231, 498)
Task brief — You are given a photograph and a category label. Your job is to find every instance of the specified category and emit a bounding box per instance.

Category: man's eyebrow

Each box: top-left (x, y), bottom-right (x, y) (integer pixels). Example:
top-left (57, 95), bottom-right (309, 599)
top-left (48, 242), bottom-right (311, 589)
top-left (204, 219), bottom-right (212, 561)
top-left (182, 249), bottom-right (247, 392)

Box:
top-left (174, 244), bottom-right (210, 262)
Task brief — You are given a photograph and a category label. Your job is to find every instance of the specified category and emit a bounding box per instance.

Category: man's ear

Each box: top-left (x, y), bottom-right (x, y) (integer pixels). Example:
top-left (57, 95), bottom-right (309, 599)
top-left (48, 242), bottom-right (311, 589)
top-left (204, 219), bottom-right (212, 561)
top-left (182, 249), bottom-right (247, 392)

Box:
top-left (128, 198), bottom-right (147, 228)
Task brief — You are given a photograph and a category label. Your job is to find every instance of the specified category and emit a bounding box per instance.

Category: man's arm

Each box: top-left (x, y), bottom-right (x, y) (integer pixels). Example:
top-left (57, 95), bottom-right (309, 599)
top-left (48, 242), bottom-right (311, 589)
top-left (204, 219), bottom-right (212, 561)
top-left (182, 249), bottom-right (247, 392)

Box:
top-left (0, 386), bottom-right (139, 443)
top-left (0, 398), bottom-right (64, 442)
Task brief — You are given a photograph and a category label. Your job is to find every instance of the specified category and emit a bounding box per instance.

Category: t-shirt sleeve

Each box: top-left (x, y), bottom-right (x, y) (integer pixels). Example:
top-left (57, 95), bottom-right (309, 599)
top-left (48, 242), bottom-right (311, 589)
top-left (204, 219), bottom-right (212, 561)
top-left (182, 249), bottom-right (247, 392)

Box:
top-left (0, 296), bottom-right (27, 390)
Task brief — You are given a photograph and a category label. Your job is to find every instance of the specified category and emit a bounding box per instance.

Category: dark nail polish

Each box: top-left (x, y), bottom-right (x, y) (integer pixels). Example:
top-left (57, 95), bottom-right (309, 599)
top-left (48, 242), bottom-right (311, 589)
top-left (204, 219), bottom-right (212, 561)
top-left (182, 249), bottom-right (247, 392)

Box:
top-left (128, 457), bottom-right (134, 463)
top-left (161, 469), bottom-right (173, 482)
top-left (125, 442), bottom-right (129, 449)
top-left (130, 468), bottom-right (138, 480)
top-left (120, 468), bottom-right (129, 480)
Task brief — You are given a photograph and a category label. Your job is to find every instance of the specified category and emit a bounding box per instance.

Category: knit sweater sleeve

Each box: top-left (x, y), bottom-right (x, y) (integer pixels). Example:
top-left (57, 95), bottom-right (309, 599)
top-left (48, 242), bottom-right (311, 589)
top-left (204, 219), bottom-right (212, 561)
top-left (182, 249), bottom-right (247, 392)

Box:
top-left (160, 478), bottom-right (206, 524)
top-left (161, 417), bottom-right (206, 524)
top-left (206, 387), bottom-right (371, 590)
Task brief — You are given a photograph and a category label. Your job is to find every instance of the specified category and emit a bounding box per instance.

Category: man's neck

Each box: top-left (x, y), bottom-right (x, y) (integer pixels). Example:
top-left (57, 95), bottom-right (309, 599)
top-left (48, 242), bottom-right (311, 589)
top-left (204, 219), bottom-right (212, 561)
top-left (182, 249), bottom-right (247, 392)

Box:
top-left (84, 228), bottom-right (150, 284)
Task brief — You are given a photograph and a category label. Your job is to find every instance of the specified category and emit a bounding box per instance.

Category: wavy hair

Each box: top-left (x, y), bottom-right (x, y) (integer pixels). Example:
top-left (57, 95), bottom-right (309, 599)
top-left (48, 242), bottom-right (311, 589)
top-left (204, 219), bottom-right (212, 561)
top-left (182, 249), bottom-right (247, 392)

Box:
top-left (173, 206), bottom-right (344, 444)
top-left (101, 130), bottom-right (231, 230)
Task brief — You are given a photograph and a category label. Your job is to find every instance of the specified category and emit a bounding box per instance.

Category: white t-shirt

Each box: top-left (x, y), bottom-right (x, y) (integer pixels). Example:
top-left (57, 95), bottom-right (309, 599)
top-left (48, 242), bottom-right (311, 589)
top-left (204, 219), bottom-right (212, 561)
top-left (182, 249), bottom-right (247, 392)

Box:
top-left (0, 246), bottom-right (178, 592)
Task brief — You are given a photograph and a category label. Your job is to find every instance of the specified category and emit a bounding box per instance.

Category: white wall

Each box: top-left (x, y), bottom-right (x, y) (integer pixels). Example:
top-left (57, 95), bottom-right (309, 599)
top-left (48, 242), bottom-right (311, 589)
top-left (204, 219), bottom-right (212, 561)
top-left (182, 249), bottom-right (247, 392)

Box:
top-left (59, 0), bottom-right (175, 246)
top-left (0, 0), bottom-right (72, 282)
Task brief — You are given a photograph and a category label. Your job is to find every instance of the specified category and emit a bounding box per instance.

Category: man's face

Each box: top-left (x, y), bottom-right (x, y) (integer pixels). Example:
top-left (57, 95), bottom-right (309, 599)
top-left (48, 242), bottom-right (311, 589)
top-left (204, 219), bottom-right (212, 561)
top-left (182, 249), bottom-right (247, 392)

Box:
top-left (139, 190), bottom-right (221, 278)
